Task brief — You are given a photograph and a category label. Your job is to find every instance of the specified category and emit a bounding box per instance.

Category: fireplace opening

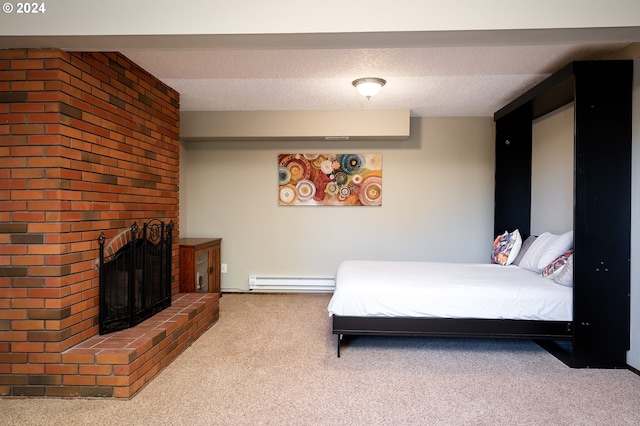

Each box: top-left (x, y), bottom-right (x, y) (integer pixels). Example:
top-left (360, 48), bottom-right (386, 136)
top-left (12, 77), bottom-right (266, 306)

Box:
top-left (98, 219), bottom-right (174, 335)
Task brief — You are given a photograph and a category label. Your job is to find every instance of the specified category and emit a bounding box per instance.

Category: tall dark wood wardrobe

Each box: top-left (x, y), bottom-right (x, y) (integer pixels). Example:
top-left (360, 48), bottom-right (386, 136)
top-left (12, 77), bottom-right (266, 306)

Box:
top-left (493, 60), bottom-right (633, 368)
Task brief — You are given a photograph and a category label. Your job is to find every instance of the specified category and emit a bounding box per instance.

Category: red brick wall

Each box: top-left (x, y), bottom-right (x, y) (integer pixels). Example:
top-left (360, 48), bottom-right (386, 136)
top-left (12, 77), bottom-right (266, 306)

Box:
top-left (0, 49), bottom-right (180, 396)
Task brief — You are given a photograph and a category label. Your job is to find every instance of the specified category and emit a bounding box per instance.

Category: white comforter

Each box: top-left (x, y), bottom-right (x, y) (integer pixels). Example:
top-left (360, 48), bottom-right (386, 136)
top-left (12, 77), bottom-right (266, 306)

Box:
top-left (327, 260), bottom-right (572, 321)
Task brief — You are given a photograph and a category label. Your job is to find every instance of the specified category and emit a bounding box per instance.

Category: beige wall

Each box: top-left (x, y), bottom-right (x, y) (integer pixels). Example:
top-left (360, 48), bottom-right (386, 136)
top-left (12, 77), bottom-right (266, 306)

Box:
top-left (181, 117), bottom-right (495, 291)
top-left (531, 103), bottom-right (574, 235)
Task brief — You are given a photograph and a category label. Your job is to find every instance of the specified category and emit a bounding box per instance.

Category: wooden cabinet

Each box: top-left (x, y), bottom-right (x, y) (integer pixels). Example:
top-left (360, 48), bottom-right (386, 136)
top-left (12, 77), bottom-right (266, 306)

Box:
top-left (179, 238), bottom-right (222, 295)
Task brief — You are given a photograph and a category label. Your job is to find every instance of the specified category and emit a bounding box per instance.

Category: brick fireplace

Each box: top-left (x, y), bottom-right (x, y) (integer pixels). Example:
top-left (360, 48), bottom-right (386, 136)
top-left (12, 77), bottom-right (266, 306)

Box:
top-left (0, 49), bottom-right (219, 398)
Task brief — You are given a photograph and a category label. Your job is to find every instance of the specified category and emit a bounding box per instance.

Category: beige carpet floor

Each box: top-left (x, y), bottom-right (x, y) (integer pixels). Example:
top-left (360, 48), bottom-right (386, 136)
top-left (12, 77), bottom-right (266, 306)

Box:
top-left (2, 293), bottom-right (640, 425)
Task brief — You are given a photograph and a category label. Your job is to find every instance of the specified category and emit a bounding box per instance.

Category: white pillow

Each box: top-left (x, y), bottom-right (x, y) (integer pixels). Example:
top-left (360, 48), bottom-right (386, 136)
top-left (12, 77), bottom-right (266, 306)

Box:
top-left (518, 230), bottom-right (573, 273)
top-left (517, 235), bottom-right (548, 272)
top-left (537, 230), bottom-right (574, 269)
top-left (553, 254), bottom-right (574, 287)
top-left (512, 235), bottom-right (536, 266)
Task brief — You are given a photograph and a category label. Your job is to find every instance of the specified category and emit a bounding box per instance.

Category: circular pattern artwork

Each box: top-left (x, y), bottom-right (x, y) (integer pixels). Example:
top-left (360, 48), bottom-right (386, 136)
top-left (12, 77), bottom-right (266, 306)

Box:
top-left (340, 154), bottom-right (364, 174)
top-left (358, 176), bottom-right (382, 206)
top-left (325, 182), bottom-right (339, 196)
top-left (278, 166), bottom-right (291, 185)
top-left (320, 160), bottom-right (334, 174)
top-left (334, 171), bottom-right (348, 185)
top-left (279, 154), bottom-right (311, 183)
top-left (279, 185), bottom-right (297, 205)
top-left (295, 179), bottom-right (316, 202)
top-left (278, 153), bottom-right (382, 206)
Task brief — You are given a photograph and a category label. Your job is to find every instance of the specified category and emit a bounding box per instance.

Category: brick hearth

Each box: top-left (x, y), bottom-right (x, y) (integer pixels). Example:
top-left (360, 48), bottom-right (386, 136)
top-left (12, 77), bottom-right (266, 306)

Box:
top-left (19, 293), bottom-right (218, 398)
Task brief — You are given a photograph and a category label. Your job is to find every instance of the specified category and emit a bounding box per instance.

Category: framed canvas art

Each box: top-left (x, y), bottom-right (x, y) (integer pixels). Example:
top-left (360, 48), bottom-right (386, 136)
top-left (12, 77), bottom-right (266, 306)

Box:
top-left (278, 153), bottom-right (382, 206)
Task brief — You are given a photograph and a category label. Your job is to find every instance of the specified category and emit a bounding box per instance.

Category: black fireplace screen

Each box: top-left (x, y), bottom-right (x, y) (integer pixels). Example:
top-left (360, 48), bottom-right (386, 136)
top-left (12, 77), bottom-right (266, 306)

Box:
top-left (98, 219), bottom-right (174, 335)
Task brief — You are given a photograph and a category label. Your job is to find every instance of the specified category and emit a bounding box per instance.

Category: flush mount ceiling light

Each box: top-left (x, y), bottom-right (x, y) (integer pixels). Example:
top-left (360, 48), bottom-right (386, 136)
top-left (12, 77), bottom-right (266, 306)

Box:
top-left (352, 77), bottom-right (386, 100)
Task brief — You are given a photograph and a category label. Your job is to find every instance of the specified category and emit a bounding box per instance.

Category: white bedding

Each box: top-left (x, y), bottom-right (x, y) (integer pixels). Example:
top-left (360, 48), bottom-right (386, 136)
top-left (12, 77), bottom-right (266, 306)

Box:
top-left (327, 260), bottom-right (573, 321)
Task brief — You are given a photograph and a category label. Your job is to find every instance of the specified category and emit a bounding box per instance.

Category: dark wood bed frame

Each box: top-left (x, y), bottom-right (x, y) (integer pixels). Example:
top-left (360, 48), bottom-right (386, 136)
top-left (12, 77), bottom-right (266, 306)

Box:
top-left (333, 317), bottom-right (573, 357)
top-left (333, 60), bottom-right (633, 369)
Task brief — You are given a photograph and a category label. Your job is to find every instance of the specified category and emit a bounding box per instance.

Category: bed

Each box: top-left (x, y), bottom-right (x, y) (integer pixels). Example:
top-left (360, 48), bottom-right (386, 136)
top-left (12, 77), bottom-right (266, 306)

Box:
top-left (327, 60), bottom-right (631, 368)
top-left (328, 230), bottom-right (576, 358)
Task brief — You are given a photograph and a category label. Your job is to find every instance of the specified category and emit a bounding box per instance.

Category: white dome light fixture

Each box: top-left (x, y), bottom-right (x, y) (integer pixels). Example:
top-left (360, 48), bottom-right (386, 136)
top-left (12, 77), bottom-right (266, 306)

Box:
top-left (352, 77), bottom-right (386, 100)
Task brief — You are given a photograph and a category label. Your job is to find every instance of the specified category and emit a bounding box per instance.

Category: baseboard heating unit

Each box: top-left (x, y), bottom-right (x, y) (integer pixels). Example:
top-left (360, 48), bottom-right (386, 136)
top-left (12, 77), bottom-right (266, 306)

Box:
top-left (248, 276), bottom-right (335, 293)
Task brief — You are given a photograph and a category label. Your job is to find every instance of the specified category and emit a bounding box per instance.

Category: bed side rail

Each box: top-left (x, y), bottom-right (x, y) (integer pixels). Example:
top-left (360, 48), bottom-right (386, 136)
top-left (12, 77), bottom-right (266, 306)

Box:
top-left (332, 316), bottom-right (573, 357)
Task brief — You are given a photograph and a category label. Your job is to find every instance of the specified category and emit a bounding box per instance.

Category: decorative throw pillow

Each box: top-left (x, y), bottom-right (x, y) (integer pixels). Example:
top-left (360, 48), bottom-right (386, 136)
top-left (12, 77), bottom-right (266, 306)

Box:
top-left (491, 229), bottom-right (522, 266)
top-left (541, 249), bottom-right (573, 278)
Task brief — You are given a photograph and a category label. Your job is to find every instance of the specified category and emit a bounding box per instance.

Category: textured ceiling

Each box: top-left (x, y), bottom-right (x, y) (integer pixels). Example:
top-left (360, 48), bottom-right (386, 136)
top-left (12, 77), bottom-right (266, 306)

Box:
top-left (122, 42), bottom-right (627, 117)
top-left (1, 2), bottom-right (638, 118)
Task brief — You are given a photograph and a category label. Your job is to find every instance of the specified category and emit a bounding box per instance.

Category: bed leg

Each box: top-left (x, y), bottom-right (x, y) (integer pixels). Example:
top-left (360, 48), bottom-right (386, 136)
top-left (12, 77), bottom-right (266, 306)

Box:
top-left (337, 334), bottom-right (343, 358)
